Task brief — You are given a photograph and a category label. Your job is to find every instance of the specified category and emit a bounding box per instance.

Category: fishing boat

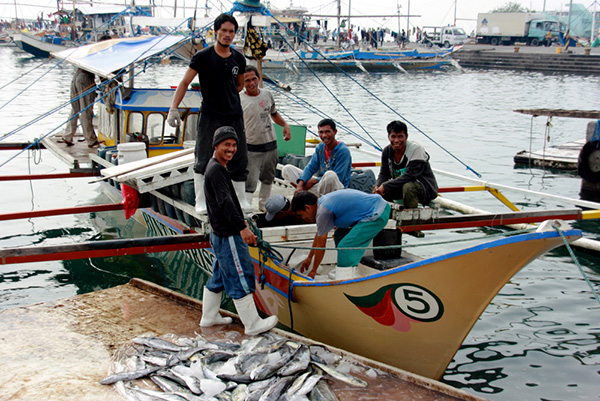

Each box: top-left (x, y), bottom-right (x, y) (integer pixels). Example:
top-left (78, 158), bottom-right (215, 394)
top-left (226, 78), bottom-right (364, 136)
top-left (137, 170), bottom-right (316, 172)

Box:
top-left (10, 30), bottom-right (67, 57)
top-left (4, 0), bottom-right (596, 386)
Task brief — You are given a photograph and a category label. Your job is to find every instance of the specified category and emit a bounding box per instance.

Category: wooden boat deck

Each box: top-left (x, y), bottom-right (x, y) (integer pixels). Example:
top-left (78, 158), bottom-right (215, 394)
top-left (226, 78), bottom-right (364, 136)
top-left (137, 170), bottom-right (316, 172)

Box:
top-left (513, 138), bottom-right (584, 170)
top-left (0, 279), bottom-right (486, 401)
top-left (41, 134), bottom-right (97, 173)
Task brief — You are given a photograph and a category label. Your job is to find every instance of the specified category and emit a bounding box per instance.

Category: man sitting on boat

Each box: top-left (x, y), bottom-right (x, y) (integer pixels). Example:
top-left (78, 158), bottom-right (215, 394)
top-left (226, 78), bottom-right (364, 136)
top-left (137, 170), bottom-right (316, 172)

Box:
top-left (291, 189), bottom-right (391, 280)
top-left (373, 120), bottom-right (438, 209)
top-left (202, 126), bottom-right (278, 336)
top-left (240, 65), bottom-right (291, 211)
top-left (282, 118), bottom-right (352, 196)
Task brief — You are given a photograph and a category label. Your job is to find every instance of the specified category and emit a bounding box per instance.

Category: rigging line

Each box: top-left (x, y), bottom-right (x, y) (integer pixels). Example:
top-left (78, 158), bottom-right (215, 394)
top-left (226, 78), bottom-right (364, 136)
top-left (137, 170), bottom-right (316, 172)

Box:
top-left (1, 28), bottom-right (192, 143)
top-left (0, 61), bottom-right (45, 91)
top-left (267, 14), bottom-right (382, 151)
top-left (0, 33), bottom-right (194, 168)
top-left (267, 82), bottom-right (381, 149)
top-left (0, 8), bottom-right (132, 112)
top-left (269, 16), bottom-right (480, 178)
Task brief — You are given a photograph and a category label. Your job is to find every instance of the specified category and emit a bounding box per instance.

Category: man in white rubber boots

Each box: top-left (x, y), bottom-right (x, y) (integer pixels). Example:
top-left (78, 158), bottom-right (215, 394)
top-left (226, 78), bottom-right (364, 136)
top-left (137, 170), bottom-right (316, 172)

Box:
top-left (240, 65), bottom-right (291, 211)
top-left (167, 14), bottom-right (251, 214)
top-left (200, 126), bottom-right (278, 335)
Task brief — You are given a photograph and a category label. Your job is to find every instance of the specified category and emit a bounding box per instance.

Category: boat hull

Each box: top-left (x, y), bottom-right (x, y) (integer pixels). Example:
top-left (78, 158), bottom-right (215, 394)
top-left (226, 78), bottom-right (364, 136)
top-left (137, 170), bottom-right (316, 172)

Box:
top-left (125, 191), bottom-right (579, 380)
top-left (11, 32), bottom-right (67, 57)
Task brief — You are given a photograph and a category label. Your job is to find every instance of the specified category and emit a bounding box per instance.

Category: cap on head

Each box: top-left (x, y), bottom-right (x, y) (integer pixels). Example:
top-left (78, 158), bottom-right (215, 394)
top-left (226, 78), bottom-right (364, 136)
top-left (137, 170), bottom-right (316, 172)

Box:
top-left (264, 195), bottom-right (290, 221)
top-left (212, 126), bottom-right (238, 148)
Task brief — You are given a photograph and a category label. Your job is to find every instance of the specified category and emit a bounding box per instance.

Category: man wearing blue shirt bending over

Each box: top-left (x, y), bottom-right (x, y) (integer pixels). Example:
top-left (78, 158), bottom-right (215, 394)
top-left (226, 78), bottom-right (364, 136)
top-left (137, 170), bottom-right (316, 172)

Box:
top-left (282, 118), bottom-right (352, 196)
top-left (291, 189), bottom-right (390, 280)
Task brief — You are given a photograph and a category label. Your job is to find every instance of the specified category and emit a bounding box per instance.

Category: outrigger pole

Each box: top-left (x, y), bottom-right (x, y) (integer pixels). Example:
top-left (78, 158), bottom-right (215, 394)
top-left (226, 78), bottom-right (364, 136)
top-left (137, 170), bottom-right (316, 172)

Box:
top-left (0, 234), bottom-right (211, 265)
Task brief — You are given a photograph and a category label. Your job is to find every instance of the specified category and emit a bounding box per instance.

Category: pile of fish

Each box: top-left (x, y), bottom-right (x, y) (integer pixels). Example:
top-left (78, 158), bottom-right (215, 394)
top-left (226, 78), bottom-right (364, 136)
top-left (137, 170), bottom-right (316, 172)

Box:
top-left (101, 331), bottom-right (371, 401)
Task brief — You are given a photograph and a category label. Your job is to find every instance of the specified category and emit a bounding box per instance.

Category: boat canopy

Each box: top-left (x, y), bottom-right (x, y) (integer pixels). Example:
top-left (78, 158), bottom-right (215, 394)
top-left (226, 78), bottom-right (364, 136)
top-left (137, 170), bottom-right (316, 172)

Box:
top-left (51, 35), bottom-right (195, 79)
top-left (77, 5), bottom-right (129, 15)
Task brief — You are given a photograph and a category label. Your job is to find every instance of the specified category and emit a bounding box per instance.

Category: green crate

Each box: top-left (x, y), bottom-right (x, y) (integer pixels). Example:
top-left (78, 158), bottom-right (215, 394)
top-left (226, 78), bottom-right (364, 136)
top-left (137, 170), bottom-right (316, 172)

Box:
top-left (274, 124), bottom-right (307, 157)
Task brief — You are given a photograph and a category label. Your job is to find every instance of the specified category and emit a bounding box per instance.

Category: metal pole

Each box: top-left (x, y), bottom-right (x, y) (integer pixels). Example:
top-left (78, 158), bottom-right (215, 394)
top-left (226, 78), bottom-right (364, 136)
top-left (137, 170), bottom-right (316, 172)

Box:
top-left (348, 0), bottom-right (351, 39)
top-left (336, 0), bottom-right (341, 50)
top-left (454, 0), bottom-right (457, 26)
top-left (406, 0), bottom-right (410, 36)
top-left (592, 1), bottom-right (597, 44)
top-left (567, 0), bottom-right (573, 33)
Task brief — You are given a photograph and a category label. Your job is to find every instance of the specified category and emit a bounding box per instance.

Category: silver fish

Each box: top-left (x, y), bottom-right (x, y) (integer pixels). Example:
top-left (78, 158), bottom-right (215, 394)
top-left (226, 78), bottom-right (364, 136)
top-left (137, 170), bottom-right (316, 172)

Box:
top-left (257, 375), bottom-right (296, 401)
top-left (150, 375), bottom-right (190, 393)
top-left (283, 371), bottom-right (311, 396)
top-left (100, 365), bottom-right (162, 385)
top-left (130, 388), bottom-right (188, 401)
top-left (133, 337), bottom-right (190, 353)
top-left (170, 366), bottom-right (203, 395)
top-left (294, 374), bottom-right (323, 397)
top-left (278, 345), bottom-right (310, 377)
top-left (311, 361), bottom-right (368, 388)
top-left (309, 380), bottom-right (340, 401)
top-left (231, 384), bottom-right (249, 401)
top-left (250, 346), bottom-right (299, 381)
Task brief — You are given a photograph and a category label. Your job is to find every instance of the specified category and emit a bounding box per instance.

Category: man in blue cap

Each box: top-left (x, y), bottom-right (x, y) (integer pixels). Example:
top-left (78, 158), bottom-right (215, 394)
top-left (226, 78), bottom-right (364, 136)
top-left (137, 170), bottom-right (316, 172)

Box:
top-left (201, 126), bottom-right (278, 336)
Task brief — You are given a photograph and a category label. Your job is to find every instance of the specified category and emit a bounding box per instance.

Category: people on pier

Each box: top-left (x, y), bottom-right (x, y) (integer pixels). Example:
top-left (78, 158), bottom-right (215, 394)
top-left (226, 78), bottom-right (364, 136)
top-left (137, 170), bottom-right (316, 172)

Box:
top-left (167, 13), bottom-right (249, 214)
top-left (281, 118), bottom-right (352, 197)
top-left (201, 126), bottom-right (278, 336)
top-left (373, 120), bottom-right (438, 209)
top-left (240, 65), bottom-right (291, 211)
top-left (291, 189), bottom-right (390, 279)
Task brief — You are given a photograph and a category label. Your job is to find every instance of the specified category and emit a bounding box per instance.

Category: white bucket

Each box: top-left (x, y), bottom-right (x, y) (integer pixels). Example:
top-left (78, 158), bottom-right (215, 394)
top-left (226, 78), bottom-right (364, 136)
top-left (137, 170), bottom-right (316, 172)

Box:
top-left (117, 142), bottom-right (147, 164)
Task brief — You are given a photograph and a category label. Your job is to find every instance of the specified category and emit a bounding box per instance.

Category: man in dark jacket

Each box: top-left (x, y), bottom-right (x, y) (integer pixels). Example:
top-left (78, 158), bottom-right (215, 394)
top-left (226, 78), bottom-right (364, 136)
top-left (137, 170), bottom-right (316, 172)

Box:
top-left (373, 120), bottom-right (438, 208)
top-left (201, 126), bottom-right (278, 336)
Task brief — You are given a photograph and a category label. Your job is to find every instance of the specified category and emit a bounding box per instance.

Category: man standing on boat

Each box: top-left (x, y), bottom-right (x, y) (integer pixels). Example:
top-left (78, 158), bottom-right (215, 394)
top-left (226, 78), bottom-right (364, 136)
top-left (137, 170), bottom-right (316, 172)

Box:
top-left (201, 126), bottom-right (278, 336)
top-left (167, 13), bottom-right (250, 214)
top-left (291, 189), bottom-right (390, 280)
top-left (281, 118), bottom-right (352, 196)
top-left (373, 120), bottom-right (438, 209)
top-left (240, 65), bottom-right (291, 211)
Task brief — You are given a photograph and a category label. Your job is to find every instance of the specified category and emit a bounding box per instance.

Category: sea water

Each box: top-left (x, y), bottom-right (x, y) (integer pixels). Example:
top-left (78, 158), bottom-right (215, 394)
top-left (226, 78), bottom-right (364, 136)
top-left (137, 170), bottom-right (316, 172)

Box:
top-left (0, 46), bottom-right (598, 400)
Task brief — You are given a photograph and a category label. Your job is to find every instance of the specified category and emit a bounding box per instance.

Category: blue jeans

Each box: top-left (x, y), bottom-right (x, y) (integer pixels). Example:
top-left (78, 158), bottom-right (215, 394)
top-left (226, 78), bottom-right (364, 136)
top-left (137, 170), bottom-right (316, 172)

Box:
top-left (206, 232), bottom-right (256, 300)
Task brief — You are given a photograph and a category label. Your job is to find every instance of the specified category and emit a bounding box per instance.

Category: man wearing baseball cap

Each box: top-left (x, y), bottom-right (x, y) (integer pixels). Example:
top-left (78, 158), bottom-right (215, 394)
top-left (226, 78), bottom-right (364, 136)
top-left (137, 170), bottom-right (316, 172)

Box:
top-left (201, 126), bottom-right (278, 336)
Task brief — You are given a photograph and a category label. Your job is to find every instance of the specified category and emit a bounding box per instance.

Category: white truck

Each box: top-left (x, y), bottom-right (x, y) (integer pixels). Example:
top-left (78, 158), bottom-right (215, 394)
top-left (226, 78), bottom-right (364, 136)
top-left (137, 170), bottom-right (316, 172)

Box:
top-left (421, 26), bottom-right (468, 48)
top-left (476, 12), bottom-right (561, 46)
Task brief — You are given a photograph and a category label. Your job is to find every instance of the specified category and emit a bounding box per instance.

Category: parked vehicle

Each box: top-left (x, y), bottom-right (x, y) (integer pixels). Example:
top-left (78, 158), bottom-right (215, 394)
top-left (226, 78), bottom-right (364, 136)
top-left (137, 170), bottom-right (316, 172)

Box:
top-left (421, 26), bottom-right (467, 48)
top-left (476, 12), bottom-right (561, 46)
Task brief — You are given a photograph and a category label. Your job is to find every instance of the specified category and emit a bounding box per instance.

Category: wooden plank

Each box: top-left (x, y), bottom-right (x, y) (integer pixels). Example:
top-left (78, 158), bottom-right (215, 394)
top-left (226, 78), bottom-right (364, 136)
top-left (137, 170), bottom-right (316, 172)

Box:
top-left (90, 147), bottom-right (194, 183)
top-left (0, 234), bottom-right (210, 265)
top-left (0, 203), bottom-right (124, 221)
top-left (0, 172), bottom-right (99, 181)
top-left (514, 108), bottom-right (600, 118)
top-left (397, 208), bottom-right (582, 232)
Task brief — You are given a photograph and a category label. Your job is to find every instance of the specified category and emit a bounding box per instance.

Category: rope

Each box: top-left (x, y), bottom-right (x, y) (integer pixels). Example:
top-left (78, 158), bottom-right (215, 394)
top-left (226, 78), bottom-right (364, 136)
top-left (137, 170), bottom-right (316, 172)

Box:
top-left (270, 227), bottom-right (536, 252)
top-left (553, 223), bottom-right (600, 305)
top-left (264, 16), bottom-right (480, 178)
top-left (287, 268), bottom-right (296, 333)
top-left (0, 30), bottom-right (193, 169)
top-left (246, 218), bottom-right (284, 289)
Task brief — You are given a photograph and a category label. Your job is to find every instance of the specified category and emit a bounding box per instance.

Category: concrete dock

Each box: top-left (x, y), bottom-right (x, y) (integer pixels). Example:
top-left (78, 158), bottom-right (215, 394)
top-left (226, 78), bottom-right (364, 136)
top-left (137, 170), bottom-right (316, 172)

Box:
top-left (453, 43), bottom-right (600, 74)
top-left (0, 278), bottom-right (487, 401)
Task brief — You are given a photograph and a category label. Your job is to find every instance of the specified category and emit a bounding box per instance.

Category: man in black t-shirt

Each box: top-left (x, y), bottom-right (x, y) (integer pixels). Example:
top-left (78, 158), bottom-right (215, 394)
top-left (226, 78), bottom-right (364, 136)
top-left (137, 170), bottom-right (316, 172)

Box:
top-left (168, 14), bottom-right (250, 214)
top-left (201, 126), bottom-right (278, 336)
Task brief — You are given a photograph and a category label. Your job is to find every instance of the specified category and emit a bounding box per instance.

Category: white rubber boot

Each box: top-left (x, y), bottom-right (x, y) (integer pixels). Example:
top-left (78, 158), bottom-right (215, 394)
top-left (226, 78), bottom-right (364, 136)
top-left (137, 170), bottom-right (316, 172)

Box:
top-left (200, 287), bottom-right (232, 327)
top-left (193, 173), bottom-right (207, 214)
top-left (233, 294), bottom-right (278, 336)
top-left (232, 180), bottom-right (253, 212)
top-left (258, 184), bottom-right (273, 212)
top-left (335, 266), bottom-right (357, 280)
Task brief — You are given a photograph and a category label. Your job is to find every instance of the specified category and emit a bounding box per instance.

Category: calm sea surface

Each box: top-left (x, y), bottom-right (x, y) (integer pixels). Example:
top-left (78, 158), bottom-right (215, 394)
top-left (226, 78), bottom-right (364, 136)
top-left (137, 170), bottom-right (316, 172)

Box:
top-left (0, 45), bottom-right (599, 400)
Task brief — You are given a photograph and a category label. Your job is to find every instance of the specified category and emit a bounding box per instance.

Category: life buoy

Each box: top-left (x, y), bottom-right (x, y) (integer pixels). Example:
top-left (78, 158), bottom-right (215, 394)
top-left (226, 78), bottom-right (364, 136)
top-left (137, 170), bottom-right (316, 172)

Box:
top-left (578, 140), bottom-right (600, 182)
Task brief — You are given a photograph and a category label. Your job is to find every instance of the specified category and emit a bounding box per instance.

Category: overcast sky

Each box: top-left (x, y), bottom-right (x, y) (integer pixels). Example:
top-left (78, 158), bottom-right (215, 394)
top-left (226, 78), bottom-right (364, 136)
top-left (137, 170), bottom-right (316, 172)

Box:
top-left (1, 0), bottom-right (595, 33)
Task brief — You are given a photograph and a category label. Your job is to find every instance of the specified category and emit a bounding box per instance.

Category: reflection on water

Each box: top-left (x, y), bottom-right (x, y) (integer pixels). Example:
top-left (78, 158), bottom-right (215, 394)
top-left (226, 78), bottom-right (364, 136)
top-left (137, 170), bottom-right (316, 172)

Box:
top-left (0, 47), bottom-right (599, 400)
